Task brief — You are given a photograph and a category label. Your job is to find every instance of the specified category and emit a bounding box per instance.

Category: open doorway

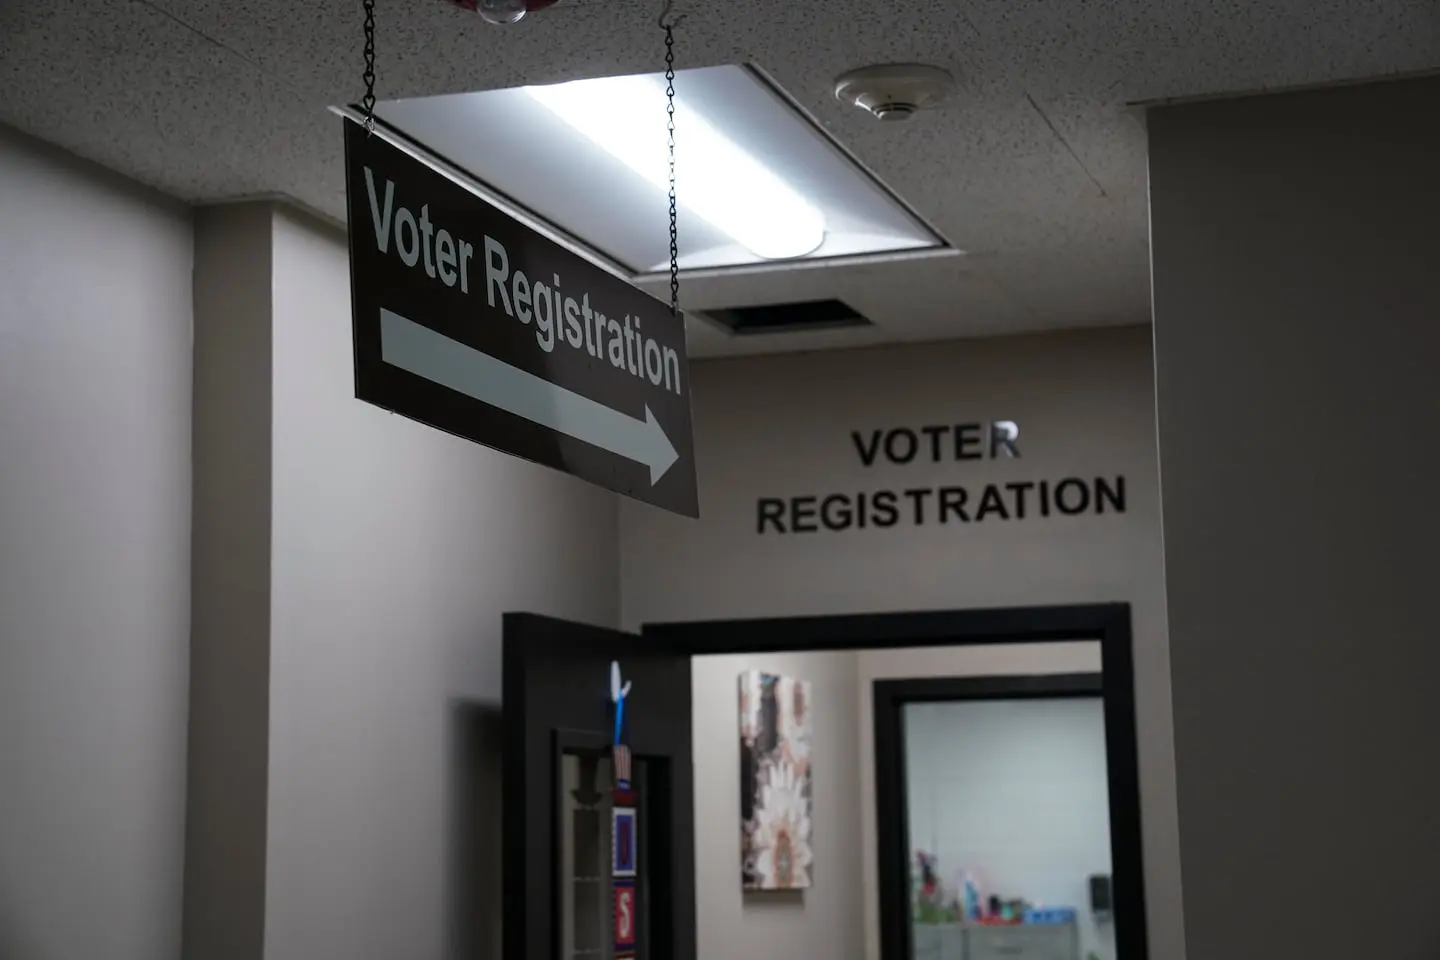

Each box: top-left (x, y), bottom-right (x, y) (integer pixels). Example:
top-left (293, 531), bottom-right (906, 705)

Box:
top-left (501, 604), bottom-right (1146, 960)
top-left (875, 672), bottom-right (1114, 960)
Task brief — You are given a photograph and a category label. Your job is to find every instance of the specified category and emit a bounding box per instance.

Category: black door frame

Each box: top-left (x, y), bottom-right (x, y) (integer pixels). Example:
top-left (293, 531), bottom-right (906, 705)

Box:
top-left (642, 601), bottom-right (1147, 960)
top-left (873, 672), bottom-right (1107, 960)
top-left (502, 614), bottom-right (696, 960)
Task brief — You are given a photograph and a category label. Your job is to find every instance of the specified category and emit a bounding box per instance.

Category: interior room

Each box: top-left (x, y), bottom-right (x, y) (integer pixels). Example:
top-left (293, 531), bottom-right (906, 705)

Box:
top-left (2, 3), bottom-right (1437, 960)
top-left (899, 690), bottom-right (1112, 960)
top-left (503, 606), bottom-right (1144, 960)
top-left (686, 640), bottom-right (1120, 960)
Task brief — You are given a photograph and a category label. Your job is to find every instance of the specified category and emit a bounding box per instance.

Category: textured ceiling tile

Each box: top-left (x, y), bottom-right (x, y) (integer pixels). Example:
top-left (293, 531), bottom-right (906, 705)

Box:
top-left (984, 239), bottom-right (1155, 327)
top-left (668, 252), bottom-right (1032, 357)
top-left (3, 0), bottom-right (1437, 355)
top-left (957, 0), bottom-right (1438, 92)
top-left (0, 0), bottom-right (253, 197)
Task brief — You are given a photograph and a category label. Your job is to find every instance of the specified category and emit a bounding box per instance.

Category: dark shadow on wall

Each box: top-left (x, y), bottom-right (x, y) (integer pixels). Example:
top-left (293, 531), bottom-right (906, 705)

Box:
top-left (0, 914), bottom-right (29, 960)
top-left (448, 700), bottom-right (504, 960)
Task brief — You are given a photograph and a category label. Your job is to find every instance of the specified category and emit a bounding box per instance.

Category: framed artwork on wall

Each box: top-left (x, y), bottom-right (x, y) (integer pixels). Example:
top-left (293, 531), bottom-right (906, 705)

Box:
top-left (738, 669), bottom-right (814, 890)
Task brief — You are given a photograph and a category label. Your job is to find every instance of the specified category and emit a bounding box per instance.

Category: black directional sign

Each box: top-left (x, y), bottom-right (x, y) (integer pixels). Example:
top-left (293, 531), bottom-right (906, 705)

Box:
top-left (343, 118), bottom-right (698, 517)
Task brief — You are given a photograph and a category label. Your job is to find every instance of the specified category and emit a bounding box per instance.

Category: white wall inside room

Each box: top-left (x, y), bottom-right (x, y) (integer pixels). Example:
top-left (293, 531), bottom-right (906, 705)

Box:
top-left (621, 328), bottom-right (1181, 960)
top-left (692, 651), bottom-right (865, 960)
top-left (263, 206), bottom-right (620, 960)
top-left (0, 125), bottom-right (192, 960)
top-left (905, 697), bottom-right (1114, 960)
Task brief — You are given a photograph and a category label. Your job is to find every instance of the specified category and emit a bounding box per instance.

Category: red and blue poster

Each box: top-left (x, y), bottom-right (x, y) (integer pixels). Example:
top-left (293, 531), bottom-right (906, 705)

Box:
top-left (612, 805), bottom-right (637, 878)
top-left (613, 880), bottom-right (637, 958)
top-left (611, 662), bottom-right (639, 958)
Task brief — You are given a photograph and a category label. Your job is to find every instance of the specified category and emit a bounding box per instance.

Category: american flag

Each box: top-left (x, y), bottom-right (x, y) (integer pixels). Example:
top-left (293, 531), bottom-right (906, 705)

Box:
top-left (612, 744), bottom-right (632, 787)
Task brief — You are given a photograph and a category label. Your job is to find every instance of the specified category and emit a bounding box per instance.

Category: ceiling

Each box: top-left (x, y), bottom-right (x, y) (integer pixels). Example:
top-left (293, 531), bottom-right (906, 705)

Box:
top-left (2, 0), bottom-right (1436, 358)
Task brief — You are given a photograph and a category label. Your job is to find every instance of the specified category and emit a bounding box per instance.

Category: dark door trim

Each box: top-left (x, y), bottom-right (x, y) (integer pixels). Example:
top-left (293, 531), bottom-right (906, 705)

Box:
top-left (503, 613), bottom-right (696, 960)
top-left (873, 672), bottom-right (1106, 960)
top-left (642, 602), bottom-right (1146, 960)
top-left (875, 672), bottom-right (1104, 704)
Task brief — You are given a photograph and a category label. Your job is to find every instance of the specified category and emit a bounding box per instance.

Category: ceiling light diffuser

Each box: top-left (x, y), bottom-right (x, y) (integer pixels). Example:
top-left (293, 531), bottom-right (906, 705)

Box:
top-left (525, 75), bottom-right (826, 261)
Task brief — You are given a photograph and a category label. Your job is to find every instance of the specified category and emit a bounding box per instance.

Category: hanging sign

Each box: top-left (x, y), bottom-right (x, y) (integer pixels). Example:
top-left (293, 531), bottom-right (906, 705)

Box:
top-left (609, 662), bottom-right (638, 959)
top-left (343, 119), bottom-right (699, 517)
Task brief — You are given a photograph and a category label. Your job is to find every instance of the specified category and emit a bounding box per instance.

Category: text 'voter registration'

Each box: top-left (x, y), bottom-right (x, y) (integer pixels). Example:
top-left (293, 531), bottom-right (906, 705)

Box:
top-left (364, 168), bottom-right (683, 396)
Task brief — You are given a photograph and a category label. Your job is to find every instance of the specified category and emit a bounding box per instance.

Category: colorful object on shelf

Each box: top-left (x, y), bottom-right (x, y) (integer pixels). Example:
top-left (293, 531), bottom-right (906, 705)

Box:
top-left (610, 662), bottom-right (637, 959)
top-left (963, 872), bottom-right (981, 922)
top-left (911, 851), bottom-right (955, 923)
top-left (978, 898), bottom-right (1030, 924)
top-left (912, 852), bottom-right (974, 924)
top-left (909, 855), bottom-right (1081, 929)
top-left (917, 852), bottom-right (940, 899)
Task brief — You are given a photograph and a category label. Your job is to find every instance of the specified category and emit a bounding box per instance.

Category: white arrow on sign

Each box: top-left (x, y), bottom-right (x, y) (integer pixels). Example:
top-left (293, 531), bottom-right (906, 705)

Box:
top-left (379, 308), bottom-right (680, 485)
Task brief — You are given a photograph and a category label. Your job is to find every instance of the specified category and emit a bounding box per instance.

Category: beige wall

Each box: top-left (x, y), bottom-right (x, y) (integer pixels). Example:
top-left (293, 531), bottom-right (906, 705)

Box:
top-left (1148, 75), bottom-right (1440, 960)
top-left (0, 124), bottom-right (193, 960)
top-left (183, 204), bottom-right (621, 960)
top-left (622, 326), bottom-right (1183, 960)
top-left (185, 204), bottom-right (276, 960)
top-left (263, 207), bottom-right (620, 960)
top-left (692, 651), bottom-right (864, 960)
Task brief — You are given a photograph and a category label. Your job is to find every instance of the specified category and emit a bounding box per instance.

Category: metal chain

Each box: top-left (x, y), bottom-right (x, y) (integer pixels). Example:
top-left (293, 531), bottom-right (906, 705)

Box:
top-left (663, 23), bottom-right (679, 320)
top-left (362, 0), bottom-right (377, 134)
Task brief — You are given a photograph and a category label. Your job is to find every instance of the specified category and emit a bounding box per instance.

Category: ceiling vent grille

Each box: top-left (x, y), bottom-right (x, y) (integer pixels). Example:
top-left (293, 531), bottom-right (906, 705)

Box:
top-left (702, 299), bottom-right (872, 336)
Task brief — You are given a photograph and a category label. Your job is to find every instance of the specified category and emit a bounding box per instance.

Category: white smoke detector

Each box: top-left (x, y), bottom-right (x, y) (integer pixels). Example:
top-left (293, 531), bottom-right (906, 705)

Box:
top-left (833, 64), bottom-right (956, 121)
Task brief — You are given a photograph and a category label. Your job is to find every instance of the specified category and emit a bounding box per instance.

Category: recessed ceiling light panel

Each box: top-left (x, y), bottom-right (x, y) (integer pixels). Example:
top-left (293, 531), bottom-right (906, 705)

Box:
top-left (525, 75), bottom-right (826, 261)
top-left (372, 65), bottom-right (947, 276)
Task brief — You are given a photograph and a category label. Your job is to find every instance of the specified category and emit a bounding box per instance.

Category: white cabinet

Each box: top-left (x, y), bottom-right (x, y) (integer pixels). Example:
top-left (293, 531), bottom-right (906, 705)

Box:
top-left (912, 924), bottom-right (966, 960)
top-left (965, 923), bottom-right (1078, 960)
top-left (913, 923), bottom-right (1079, 960)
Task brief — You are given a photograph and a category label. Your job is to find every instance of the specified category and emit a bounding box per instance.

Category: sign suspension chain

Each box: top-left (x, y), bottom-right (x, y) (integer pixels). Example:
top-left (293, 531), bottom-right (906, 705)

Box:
top-left (361, 0), bottom-right (378, 135)
top-left (611, 21), bottom-right (683, 959)
top-left (661, 0), bottom-right (683, 324)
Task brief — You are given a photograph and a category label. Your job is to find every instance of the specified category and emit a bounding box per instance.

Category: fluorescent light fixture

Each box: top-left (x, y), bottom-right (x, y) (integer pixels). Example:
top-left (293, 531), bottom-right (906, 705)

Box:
top-left (370, 65), bottom-right (948, 275)
top-left (525, 75), bottom-right (826, 261)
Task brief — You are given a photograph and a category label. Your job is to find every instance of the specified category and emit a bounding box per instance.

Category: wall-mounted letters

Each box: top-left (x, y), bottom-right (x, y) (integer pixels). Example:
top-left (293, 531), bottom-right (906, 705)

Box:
top-left (757, 421), bottom-right (1127, 534)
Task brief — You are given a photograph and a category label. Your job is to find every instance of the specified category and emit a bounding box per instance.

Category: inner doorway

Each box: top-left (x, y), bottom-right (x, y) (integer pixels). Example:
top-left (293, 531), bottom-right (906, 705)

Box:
top-left (875, 672), bottom-right (1114, 960)
top-left (501, 604), bottom-right (1147, 960)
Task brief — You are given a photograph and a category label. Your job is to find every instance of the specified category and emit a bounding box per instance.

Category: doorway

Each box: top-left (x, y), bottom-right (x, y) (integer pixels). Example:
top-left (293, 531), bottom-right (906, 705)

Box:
top-left (875, 673), bottom-right (1115, 960)
top-left (501, 604), bottom-right (1147, 960)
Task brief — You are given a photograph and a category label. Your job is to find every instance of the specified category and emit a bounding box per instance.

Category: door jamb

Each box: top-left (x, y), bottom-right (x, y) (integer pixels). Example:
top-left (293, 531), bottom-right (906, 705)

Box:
top-left (641, 602), bottom-right (1147, 960)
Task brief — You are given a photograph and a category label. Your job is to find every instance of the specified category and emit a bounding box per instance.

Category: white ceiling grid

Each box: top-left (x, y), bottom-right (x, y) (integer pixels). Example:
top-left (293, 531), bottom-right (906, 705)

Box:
top-left (2, 0), bottom-right (1436, 356)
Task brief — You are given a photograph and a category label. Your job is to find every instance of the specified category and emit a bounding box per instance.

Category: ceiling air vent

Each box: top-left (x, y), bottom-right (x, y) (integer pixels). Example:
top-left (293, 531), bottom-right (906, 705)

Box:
top-left (703, 299), bottom-right (872, 336)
